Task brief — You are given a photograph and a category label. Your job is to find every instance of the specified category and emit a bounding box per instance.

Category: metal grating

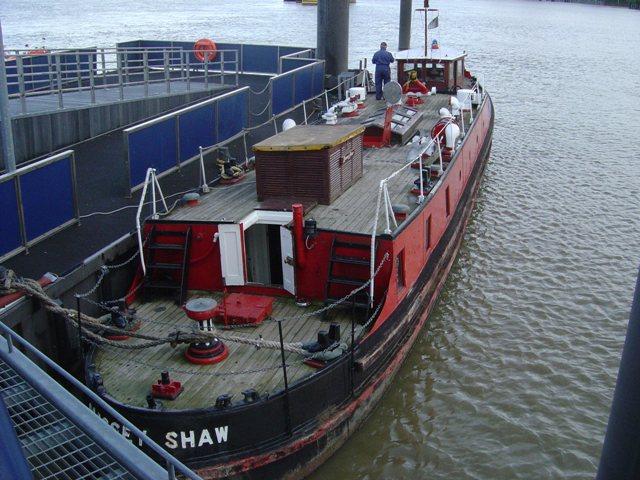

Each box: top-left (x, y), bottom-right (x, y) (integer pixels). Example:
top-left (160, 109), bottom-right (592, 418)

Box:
top-left (0, 359), bottom-right (136, 480)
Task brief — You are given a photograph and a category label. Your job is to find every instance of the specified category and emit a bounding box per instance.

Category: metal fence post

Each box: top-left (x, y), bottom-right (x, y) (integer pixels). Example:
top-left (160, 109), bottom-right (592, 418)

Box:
top-left (14, 177), bottom-right (27, 253)
top-left (220, 51), bottom-right (225, 85)
top-left (164, 50), bottom-right (170, 94)
top-left (0, 24), bottom-right (16, 168)
top-left (116, 52), bottom-right (124, 101)
top-left (143, 50), bottom-right (149, 98)
top-left (75, 52), bottom-right (82, 90)
top-left (204, 56), bottom-right (209, 90)
top-left (268, 79), bottom-right (273, 118)
top-left (75, 294), bottom-right (84, 362)
top-left (101, 48), bottom-right (106, 81)
top-left (89, 52), bottom-right (96, 104)
top-left (277, 320), bottom-right (292, 436)
top-left (185, 51), bottom-right (191, 91)
top-left (55, 54), bottom-right (63, 109)
top-left (16, 55), bottom-right (26, 114)
top-left (235, 50), bottom-right (239, 86)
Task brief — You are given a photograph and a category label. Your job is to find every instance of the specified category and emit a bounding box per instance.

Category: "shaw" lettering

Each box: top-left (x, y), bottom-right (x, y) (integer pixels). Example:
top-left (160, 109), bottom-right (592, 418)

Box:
top-left (165, 426), bottom-right (229, 449)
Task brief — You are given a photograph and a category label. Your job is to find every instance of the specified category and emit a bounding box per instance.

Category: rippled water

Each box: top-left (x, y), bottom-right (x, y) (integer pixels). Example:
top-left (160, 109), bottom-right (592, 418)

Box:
top-left (2, 0), bottom-right (640, 478)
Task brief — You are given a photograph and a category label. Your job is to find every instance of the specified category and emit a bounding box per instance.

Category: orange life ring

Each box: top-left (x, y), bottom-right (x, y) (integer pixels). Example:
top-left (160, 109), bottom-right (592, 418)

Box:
top-left (27, 49), bottom-right (48, 56)
top-left (194, 39), bottom-right (217, 62)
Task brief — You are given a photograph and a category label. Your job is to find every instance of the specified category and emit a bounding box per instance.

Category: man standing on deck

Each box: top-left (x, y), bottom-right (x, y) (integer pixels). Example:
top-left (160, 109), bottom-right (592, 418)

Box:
top-left (372, 42), bottom-right (394, 100)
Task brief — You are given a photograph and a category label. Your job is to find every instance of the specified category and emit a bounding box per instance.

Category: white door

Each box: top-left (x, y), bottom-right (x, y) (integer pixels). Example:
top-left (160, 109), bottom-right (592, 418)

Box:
top-left (218, 224), bottom-right (245, 286)
top-left (280, 226), bottom-right (295, 295)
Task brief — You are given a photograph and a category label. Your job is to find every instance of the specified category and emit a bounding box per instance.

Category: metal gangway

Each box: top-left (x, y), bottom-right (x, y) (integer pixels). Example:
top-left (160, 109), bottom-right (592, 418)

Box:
top-left (0, 320), bottom-right (202, 480)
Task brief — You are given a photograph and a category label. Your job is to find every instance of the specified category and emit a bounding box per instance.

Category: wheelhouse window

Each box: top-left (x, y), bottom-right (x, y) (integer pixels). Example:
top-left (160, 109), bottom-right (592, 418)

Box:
top-left (396, 249), bottom-right (406, 289)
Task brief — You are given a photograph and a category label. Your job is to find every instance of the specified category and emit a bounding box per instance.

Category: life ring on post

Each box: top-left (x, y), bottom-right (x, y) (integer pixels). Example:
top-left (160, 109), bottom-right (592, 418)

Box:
top-left (194, 39), bottom-right (217, 62)
top-left (431, 118), bottom-right (450, 145)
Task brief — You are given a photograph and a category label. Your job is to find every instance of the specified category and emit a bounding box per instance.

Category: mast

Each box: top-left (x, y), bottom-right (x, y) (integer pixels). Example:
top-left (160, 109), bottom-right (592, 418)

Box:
top-left (424, 0), bottom-right (429, 57)
top-left (416, 0), bottom-right (430, 57)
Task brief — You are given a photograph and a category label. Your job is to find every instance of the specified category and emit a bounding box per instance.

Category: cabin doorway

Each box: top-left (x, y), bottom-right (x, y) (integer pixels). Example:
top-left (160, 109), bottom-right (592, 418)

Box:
top-left (244, 224), bottom-right (284, 286)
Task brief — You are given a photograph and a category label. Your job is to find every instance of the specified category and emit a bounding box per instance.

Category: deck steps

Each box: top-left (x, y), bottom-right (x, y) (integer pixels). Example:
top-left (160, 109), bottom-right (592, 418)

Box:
top-left (143, 227), bottom-right (191, 305)
top-left (324, 238), bottom-right (373, 318)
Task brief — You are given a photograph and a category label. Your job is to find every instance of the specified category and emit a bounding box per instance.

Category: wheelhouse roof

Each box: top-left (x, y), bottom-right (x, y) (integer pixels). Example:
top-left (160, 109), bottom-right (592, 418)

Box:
top-left (396, 46), bottom-right (466, 62)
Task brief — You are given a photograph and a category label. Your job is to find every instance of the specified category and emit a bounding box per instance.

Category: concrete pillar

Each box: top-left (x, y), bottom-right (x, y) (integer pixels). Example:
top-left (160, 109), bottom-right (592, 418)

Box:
top-left (0, 20), bottom-right (16, 172)
top-left (399, 0), bottom-right (413, 51)
top-left (597, 267), bottom-right (640, 479)
top-left (317, 0), bottom-right (350, 79)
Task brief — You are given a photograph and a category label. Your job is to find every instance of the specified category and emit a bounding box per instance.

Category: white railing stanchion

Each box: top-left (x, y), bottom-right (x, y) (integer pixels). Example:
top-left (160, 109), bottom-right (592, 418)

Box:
top-left (370, 181), bottom-right (384, 306)
top-left (136, 169), bottom-right (152, 275)
top-left (136, 168), bottom-right (169, 275)
top-left (152, 169), bottom-right (168, 213)
top-left (383, 182), bottom-right (391, 235)
top-left (384, 184), bottom-right (398, 230)
top-left (418, 151), bottom-right (425, 203)
top-left (151, 169), bottom-right (158, 219)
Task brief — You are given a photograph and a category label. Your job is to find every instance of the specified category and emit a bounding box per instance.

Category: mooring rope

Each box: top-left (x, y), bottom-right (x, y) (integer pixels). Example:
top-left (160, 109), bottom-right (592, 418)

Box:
top-left (0, 252), bottom-right (388, 356)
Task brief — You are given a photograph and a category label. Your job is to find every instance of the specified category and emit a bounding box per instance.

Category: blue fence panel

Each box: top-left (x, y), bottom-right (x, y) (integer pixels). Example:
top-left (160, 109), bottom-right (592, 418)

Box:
top-left (19, 55), bottom-right (50, 92)
top-left (272, 73), bottom-right (294, 115)
top-left (0, 180), bottom-right (22, 257)
top-left (20, 156), bottom-right (74, 242)
top-left (179, 104), bottom-right (217, 163)
top-left (279, 46), bottom-right (313, 57)
top-left (243, 45), bottom-right (279, 74)
top-left (293, 65), bottom-right (314, 105)
top-left (128, 118), bottom-right (177, 188)
top-left (5, 59), bottom-right (17, 95)
top-left (281, 57), bottom-right (315, 73)
top-left (217, 91), bottom-right (248, 142)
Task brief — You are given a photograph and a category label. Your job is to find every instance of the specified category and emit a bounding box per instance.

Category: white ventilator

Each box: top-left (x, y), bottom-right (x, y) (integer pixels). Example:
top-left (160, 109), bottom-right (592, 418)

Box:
top-left (322, 107), bottom-right (338, 125)
top-left (444, 123), bottom-right (461, 149)
top-left (282, 118), bottom-right (297, 131)
top-left (449, 96), bottom-right (461, 116)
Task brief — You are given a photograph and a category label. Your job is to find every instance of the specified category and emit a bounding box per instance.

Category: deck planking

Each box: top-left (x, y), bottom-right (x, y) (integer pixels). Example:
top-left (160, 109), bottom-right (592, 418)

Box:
top-left (162, 93), bottom-right (453, 235)
top-left (93, 292), bottom-right (363, 410)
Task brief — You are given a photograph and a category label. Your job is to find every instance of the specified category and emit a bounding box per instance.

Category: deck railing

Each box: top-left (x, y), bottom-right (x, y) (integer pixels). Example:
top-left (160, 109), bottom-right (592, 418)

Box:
top-left (368, 81), bottom-right (485, 305)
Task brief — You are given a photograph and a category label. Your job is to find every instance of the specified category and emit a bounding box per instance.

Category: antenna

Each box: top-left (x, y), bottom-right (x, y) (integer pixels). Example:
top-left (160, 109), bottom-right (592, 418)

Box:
top-left (415, 0), bottom-right (430, 57)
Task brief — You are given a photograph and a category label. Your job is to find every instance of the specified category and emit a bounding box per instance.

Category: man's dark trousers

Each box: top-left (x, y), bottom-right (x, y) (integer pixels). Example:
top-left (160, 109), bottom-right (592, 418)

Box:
top-left (375, 66), bottom-right (391, 100)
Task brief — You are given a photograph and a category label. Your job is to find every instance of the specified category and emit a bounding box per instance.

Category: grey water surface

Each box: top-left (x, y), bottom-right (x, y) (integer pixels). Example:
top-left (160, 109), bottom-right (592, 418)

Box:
top-left (2, 0), bottom-right (639, 478)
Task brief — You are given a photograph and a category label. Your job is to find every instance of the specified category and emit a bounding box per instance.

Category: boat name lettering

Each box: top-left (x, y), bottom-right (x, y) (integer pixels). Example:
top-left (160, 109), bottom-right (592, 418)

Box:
top-left (165, 426), bottom-right (229, 449)
top-left (88, 403), bottom-right (146, 447)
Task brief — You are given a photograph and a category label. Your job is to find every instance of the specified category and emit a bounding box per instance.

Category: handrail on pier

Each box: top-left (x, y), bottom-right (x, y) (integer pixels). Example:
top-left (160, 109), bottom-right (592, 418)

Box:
top-left (0, 319), bottom-right (202, 480)
top-left (4, 46), bottom-right (240, 113)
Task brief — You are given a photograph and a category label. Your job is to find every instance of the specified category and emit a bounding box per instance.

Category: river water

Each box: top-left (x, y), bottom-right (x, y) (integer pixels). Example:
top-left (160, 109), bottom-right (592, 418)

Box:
top-left (2, 0), bottom-right (640, 478)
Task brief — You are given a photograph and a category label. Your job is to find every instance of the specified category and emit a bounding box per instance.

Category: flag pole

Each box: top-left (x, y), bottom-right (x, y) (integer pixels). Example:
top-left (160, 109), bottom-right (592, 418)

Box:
top-left (424, 0), bottom-right (429, 57)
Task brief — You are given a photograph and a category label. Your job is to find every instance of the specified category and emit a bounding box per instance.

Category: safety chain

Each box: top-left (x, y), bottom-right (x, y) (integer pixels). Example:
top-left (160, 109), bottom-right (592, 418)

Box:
top-left (75, 234), bottom-right (149, 298)
top-left (277, 252), bottom-right (389, 322)
top-left (75, 266), bottom-right (109, 298)
top-left (250, 101), bottom-right (272, 117)
top-left (355, 294), bottom-right (386, 342)
top-left (249, 82), bottom-right (271, 96)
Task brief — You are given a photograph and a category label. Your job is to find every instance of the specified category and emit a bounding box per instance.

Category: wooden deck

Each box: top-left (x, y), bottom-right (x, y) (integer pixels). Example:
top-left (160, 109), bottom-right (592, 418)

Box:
top-left (93, 292), bottom-right (364, 410)
top-left (164, 93), bottom-right (452, 235)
